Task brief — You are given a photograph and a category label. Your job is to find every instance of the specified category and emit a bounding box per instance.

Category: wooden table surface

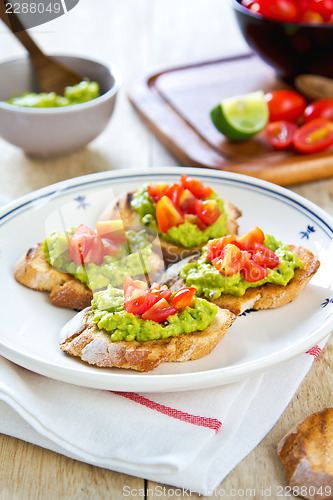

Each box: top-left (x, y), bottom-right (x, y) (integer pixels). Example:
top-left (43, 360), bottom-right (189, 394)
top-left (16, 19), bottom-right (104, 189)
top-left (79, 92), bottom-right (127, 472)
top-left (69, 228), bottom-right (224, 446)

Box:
top-left (0, 1), bottom-right (332, 498)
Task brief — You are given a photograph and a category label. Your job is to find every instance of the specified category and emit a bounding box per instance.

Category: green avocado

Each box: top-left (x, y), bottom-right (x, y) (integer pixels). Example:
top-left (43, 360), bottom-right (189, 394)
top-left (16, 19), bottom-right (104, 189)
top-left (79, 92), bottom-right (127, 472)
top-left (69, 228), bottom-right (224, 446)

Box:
top-left (43, 228), bottom-right (153, 291)
top-left (91, 286), bottom-right (218, 342)
top-left (180, 234), bottom-right (303, 300)
top-left (6, 80), bottom-right (100, 108)
top-left (130, 186), bottom-right (228, 247)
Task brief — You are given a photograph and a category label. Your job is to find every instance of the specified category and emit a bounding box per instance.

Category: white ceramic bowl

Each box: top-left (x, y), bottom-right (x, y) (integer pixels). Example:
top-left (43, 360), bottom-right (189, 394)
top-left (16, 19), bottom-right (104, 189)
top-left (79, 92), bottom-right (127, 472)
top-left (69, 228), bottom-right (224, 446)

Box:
top-left (0, 54), bottom-right (122, 157)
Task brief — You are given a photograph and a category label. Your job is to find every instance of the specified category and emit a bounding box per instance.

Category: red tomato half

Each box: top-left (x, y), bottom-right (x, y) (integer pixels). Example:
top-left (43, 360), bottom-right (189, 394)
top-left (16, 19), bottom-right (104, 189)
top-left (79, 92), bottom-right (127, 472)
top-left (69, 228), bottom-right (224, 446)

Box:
top-left (252, 243), bottom-right (280, 268)
top-left (265, 90), bottom-right (306, 122)
top-left (180, 175), bottom-right (213, 199)
top-left (237, 226), bottom-right (265, 251)
top-left (255, 0), bottom-right (300, 22)
top-left (266, 121), bottom-right (298, 150)
top-left (195, 199), bottom-right (221, 226)
top-left (141, 298), bottom-right (177, 322)
top-left (170, 287), bottom-right (196, 308)
top-left (303, 98), bottom-right (333, 124)
top-left (293, 119), bottom-right (333, 154)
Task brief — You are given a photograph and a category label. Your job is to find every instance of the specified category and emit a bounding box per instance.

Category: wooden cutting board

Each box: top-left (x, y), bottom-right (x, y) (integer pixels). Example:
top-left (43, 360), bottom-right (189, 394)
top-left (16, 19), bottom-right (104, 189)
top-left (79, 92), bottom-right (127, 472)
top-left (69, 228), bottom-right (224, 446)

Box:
top-left (128, 53), bottom-right (333, 186)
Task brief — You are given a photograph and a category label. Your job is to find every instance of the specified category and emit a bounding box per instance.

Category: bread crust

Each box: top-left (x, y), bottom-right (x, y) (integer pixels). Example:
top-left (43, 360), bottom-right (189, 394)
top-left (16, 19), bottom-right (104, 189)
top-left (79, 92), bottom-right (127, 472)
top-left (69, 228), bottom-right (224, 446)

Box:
top-left (165, 246), bottom-right (320, 315)
top-left (14, 242), bottom-right (164, 310)
top-left (277, 408), bottom-right (333, 500)
top-left (59, 306), bottom-right (236, 372)
top-left (98, 191), bottom-right (241, 264)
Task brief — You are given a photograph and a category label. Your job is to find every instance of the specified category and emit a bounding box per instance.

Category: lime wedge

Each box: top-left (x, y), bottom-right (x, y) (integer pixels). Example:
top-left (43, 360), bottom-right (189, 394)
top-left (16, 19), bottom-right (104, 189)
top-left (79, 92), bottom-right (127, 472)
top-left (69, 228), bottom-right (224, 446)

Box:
top-left (210, 91), bottom-right (269, 141)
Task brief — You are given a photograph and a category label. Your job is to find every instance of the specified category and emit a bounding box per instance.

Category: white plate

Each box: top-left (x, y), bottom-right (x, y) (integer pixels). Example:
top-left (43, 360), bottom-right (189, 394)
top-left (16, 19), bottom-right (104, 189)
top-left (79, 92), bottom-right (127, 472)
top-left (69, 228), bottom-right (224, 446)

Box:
top-left (1, 168), bottom-right (333, 392)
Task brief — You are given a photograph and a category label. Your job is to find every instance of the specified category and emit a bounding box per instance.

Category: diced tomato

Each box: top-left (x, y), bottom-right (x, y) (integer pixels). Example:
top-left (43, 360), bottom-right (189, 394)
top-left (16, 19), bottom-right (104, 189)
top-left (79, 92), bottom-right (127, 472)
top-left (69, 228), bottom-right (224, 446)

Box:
top-left (102, 238), bottom-right (122, 256)
top-left (147, 183), bottom-right (169, 202)
top-left (266, 121), bottom-right (298, 150)
top-left (180, 175), bottom-right (214, 198)
top-left (141, 298), bottom-right (177, 322)
top-left (213, 244), bottom-right (251, 276)
top-left (165, 183), bottom-right (183, 206)
top-left (303, 98), bottom-right (333, 124)
top-left (293, 119), bottom-right (333, 154)
top-left (242, 260), bottom-right (269, 282)
top-left (237, 226), bottom-right (265, 250)
top-left (124, 288), bottom-right (159, 315)
top-left (67, 225), bottom-right (98, 266)
top-left (123, 276), bottom-right (147, 297)
top-left (84, 236), bottom-right (105, 265)
top-left (179, 189), bottom-right (197, 214)
top-left (156, 195), bottom-right (184, 233)
top-left (95, 220), bottom-right (127, 243)
top-left (195, 199), bottom-right (221, 226)
top-left (206, 235), bottom-right (237, 261)
top-left (252, 243), bottom-right (280, 268)
top-left (149, 283), bottom-right (172, 301)
top-left (170, 287), bottom-right (196, 308)
top-left (265, 90), bottom-right (306, 123)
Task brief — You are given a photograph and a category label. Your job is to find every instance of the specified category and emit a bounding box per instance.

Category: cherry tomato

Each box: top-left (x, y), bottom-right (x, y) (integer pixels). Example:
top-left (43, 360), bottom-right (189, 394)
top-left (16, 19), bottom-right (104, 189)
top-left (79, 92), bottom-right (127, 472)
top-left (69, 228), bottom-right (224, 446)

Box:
top-left (170, 287), bottom-right (196, 308)
top-left (155, 195), bottom-right (184, 233)
top-left (237, 226), bottom-right (265, 251)
top-left (213, 244), bottom-right (251, 276)
top-left (265, 90), bottom-right (306, 122)
top-left (266, 121), bottom-right (298, 150)
top-left (141, 298), bottom-right (177, 322)
top-left (178, 189), bottom-right (197, 214)
top-left (252, 243), bottom-right (280, 268)
top-left (149, 283), bottom-right (172, 301)
top-left (195, 199), bottom-right (221, 226)
top-left (206, 235), bottom-right (237, 261)
top-left (293, 118), bottom-right (333, 154)
top-left (242, 260), bottom-right (268, 282)
top-left (299, 10), bottom-right (324, 21)
top-left (67, 225), bottom-right (98, 266)
top-left (180, 175), bottom-right (213, 198)
top-left (147, 183), bottom-right (168, 202)
top-left (307, 0), bottom-right (333, 21)
top-left (303, 98), bottom-right (333, 124)
top-left (165, 183), bottom-right (183, 206)
top-left (255, 0), bottom-right (300, 22)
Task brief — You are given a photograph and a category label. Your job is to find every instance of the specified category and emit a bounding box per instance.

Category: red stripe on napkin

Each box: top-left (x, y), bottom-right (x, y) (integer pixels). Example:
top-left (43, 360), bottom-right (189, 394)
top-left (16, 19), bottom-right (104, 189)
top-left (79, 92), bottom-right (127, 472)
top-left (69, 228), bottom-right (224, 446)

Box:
top-left (113, 392), bottom-right (222, 432)
top-left (306, 345), bottom-right (322, 358)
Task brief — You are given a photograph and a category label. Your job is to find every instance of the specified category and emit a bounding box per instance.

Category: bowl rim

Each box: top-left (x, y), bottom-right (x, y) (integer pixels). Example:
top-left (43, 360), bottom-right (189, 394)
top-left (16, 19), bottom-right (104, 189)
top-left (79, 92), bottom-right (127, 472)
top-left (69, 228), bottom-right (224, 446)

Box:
top-left (0, 53), bottom-right (122, 114)
top-left (230, 0), bottom-right (333, 29)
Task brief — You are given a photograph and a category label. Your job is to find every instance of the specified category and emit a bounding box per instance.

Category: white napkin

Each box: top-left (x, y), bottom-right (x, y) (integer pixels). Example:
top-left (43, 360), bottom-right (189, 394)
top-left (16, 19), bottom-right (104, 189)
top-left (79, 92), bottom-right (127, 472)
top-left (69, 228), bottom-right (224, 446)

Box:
top-left (0, 339), bottom-right (327, 496)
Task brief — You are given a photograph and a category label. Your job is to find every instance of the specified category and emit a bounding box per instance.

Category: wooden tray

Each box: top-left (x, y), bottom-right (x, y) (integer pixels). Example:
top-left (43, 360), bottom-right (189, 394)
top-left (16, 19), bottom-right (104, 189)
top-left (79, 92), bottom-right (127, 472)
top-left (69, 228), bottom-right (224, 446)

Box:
top-left (128, 53), bottom-right (333, 186)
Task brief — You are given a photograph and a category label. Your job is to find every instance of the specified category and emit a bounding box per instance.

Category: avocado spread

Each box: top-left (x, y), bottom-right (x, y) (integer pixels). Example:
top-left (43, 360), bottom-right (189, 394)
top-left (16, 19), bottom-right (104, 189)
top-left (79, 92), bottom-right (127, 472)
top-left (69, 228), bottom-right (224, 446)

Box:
top-left (91, 286), bottom-right (218, 342)
top-left (180, 234), bottom-right (303, 300)
top-left (6, 80), bottom-right (100, 108)
top-left (43, 228), bottom-right (153, 291)
top-left (131, 186), bottom-right (228, 247)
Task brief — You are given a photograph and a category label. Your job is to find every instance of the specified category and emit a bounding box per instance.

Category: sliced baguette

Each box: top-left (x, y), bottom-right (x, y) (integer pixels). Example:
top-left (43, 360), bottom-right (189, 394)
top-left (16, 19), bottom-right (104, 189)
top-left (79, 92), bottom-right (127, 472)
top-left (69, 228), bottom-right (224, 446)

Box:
top-left (98, 192), bottom-right (241, 263)
top-left (277, 408), bottom-right (333, 500)
top-left (164, 246), bottom-right (320, 316)
top-left (14, 242), bottom-right (164, 310)
top-left (59, 306), bottom-right (236, 372)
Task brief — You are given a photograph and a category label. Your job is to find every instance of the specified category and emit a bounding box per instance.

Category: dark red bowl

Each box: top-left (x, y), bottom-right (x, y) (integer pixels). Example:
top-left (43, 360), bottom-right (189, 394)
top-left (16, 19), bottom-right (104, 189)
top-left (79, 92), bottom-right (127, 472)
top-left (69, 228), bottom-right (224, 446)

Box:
top-left (231, 0), bottom-right (333, 80)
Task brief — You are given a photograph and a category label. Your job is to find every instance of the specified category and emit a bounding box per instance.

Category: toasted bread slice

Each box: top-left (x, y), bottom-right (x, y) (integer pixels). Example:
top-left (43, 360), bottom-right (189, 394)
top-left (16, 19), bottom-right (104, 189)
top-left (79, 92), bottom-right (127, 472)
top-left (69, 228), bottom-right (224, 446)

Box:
top-left (164, 246), bottom-right (320, 316)
top-left (14, 243), bottom-right (164, 310)
top-left (277, 408), bottom-right (333, 499)
top-left (98, 192), bottom-right (241, 263)
top-left (59, 306), bottom-right (236, 372)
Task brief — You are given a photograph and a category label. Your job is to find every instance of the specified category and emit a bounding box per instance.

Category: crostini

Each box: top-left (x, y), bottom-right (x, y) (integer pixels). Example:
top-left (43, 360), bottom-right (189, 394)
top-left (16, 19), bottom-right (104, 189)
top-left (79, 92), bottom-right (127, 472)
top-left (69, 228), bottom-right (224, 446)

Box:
top-left (98, 175), bottom-right (241, 264)
top-left (164, 226), bottom-right (320, 316)
top-left (59, 277), bottom-right (236, 372)
top-left (14, 221), bottom-right (164, 310)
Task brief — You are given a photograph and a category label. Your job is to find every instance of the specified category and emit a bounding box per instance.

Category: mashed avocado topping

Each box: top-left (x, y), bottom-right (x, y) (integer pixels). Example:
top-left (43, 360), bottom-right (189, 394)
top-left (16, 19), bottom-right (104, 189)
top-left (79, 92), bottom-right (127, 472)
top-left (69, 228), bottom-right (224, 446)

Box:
top-left (131, 185), bottom-right (228, 247)
top-left (6, 80), bottom-right (100, 108)
top-left (180, 234), bottom-right (303, 299)
top-left (43, 228), bottom-right (153, 291)
top-left (91, 286), bottom-right (218, 342)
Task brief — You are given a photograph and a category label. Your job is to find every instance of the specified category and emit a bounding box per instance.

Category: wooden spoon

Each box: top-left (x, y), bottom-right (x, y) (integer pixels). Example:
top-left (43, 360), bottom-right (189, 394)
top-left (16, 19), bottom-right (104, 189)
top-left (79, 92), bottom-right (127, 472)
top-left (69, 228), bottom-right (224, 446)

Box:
top-left (294, 74), bottom-right (333, 101)
top-left (0, 0), bottom-right (82, 94)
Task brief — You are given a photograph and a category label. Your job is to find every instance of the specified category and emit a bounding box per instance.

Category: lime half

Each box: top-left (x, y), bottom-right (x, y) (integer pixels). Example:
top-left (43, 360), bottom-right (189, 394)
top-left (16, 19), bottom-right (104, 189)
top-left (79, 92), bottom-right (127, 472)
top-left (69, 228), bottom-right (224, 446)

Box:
top-left (210, 91), bottom-right (269, 141)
